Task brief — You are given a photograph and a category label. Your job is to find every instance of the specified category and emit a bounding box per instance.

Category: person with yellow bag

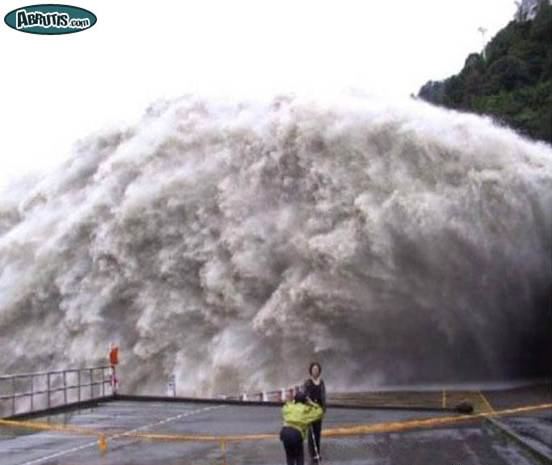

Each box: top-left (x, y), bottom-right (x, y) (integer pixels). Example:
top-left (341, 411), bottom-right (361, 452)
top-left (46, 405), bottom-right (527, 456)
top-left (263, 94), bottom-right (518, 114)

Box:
top-left (280, 389), bottom-right (324, 465)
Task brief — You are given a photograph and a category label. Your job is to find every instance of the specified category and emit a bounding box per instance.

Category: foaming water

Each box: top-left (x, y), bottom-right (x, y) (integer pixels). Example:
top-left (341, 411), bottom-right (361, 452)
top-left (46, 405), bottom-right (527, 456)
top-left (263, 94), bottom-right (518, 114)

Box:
top-left (0, 94), bottom-right (551, 395)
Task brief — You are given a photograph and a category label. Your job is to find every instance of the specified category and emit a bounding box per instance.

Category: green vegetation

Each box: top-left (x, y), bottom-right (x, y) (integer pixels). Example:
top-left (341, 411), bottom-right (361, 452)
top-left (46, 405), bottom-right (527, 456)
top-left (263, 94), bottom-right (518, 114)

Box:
top-left (418, 2), bottom-right (552, 144)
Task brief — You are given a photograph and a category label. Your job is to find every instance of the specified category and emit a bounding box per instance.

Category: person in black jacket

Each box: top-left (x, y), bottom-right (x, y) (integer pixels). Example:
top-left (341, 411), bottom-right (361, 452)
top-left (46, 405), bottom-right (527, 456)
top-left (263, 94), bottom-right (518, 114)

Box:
top-left (303, 362), bottom-right (326, 464)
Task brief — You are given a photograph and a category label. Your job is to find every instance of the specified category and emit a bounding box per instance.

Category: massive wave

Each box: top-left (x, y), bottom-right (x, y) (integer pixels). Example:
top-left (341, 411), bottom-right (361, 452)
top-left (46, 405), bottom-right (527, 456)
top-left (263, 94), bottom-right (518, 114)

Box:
top-left (0, 94), bottom-right (551, 395)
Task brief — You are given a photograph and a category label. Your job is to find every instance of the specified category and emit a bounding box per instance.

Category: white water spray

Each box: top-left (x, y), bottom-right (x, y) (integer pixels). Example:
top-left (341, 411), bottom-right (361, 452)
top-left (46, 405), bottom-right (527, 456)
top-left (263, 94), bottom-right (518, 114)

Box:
top-left (0, 94), bottom-right (551, 395)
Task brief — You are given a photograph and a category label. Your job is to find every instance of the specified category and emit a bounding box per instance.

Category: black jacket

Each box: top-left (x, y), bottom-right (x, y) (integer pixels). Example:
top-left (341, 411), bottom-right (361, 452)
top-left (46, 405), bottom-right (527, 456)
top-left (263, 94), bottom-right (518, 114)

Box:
top-left (303, 378), bottom-right (326, 411)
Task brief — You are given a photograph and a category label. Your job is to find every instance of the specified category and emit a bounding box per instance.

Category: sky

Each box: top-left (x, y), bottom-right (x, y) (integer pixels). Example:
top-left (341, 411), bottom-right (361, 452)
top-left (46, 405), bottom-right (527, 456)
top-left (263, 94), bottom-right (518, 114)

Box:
top-left (0, 0), bottom-right (517, 189)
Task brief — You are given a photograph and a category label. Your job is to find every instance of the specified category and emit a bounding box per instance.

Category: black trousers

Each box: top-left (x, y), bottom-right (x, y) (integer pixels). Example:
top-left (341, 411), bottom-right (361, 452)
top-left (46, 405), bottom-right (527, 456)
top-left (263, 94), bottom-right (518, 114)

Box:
top-left (308, 419), bottom-right (322, 460)
top-left (280, 426), bottom-right (304, 465)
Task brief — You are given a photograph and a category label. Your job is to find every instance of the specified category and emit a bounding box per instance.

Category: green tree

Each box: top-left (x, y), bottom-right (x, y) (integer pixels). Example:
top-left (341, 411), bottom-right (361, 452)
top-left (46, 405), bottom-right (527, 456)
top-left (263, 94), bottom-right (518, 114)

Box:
top-left (418, 4), bottom-right (552, 145)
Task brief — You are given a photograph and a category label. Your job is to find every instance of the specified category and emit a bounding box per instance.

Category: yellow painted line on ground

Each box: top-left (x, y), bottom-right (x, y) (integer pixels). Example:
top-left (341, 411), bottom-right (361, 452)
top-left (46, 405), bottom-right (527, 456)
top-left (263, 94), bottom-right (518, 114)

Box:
top-left (322, 402), bottom-right (551, 438)
top-left (108, 402), bottom-right (552, 442)
top-left (478, 390), bottom-right (496, 415)
top-left (1, 402), bottom-right (550, 443)
top-left (0, 418), bottom-right (97, 436)
top-left (127, 402), bottom-right (552, 442)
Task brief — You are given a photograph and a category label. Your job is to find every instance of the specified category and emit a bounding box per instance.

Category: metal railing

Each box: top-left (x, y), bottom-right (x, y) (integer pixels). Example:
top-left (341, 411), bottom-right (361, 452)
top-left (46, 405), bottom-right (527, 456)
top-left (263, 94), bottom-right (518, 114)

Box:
top-left (221, 384), bottom-right (303, 402)
top-left (0, 366), bottom-right (114, 417)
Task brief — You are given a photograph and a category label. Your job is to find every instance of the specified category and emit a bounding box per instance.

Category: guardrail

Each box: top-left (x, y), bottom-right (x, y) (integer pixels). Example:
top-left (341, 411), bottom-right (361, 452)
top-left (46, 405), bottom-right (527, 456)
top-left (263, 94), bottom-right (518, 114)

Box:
top-left (220, 384), bottom-right (303, 402)
top-left (0, 366), bottom-right (115, 417)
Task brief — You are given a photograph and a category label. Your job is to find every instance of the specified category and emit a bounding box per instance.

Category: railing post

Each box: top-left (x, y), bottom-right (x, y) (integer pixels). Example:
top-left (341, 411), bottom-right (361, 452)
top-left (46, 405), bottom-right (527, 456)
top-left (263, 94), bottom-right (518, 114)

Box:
top-left (11, 377), bottom-right (16, 416)
top-left (89, 368), bottom-right (93, 400)
top-left (63, 371), bottom-right (67, 405)
top-left (47, 373), bottom-right (51, 409)
top-left (111, 366), bottom-right (118, 395)
top-left (77, 370), bottom-right (81, 403)
top-left (101, 368), bottom-right (105, 397)
top-left (30, 375), bottom-right (34, 412)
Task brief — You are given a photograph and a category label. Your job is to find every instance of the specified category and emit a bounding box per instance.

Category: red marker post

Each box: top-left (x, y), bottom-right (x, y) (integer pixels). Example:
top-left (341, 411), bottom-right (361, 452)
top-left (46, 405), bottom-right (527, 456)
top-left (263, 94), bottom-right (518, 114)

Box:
top-left (108, 343), bottom-right (119, 394)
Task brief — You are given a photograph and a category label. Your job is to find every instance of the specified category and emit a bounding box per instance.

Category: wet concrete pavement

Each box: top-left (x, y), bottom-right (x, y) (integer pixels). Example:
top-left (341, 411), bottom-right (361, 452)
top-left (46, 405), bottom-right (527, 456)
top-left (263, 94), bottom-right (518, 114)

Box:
top-left (0, 383), bottom-right (549, 465)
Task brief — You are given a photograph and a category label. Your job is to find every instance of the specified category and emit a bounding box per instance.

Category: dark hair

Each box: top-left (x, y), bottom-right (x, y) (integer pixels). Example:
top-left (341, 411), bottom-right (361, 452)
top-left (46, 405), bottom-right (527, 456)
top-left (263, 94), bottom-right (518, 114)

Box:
top-left (294, 390), bottom-right (307, 403)
top-left (309, 362), bottom-right (322, 376)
